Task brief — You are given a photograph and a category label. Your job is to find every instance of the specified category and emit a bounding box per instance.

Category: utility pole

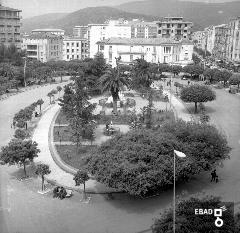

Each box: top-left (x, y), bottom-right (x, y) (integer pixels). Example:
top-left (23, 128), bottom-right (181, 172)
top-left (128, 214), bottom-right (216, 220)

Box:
top-left (23, 57), bottom-right (27, 87)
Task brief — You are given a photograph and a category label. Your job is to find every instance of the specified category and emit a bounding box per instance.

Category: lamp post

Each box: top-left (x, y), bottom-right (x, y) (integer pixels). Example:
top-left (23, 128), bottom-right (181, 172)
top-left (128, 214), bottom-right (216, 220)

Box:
top-left (23, 57), bottom-right (27, 87)
top-left (173, 149), bottom-right (187, 233)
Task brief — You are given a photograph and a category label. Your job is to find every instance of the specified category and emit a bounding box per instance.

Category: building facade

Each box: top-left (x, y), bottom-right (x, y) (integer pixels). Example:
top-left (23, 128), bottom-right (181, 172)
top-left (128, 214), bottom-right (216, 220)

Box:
top-left (97, 37), bottom-right (193, 67)
top-left (63, 37), bottom-right (88, 61)
top-left (156, 17), bottom-right (193, 40)
top-left (226, 17), bottom-right (240, 62)
top-left (22, 33), bottom-right (63, 62)
top-left (192, 31), bottom-right (206, 50)
top-left (88, 21), bottom-right (132, 58)
top-left (31, 29), bottom-right (65, 36)
top-left (212, 24), bottom-right (229, 60)
top-left (73, 26), bottom-right (88, 39)
top-left (0, 4), bottom-right (21, 49)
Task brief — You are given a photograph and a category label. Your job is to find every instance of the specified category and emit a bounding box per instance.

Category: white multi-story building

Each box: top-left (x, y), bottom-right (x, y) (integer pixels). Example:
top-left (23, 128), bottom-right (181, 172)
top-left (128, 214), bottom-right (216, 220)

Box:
top-left (73, 26), bottom-right (88, 39)
top-left (31, 29), bottom-right (65, 36)
top-left (156, 17), bottom-right (193, 40)
top-left (97, 37), bottom-right (193, 67)
top-left (226, 16), bottom-right (240, 62)
top-left (192, 31), bottom-right (206, 50)
top-left (88, 21), bottom-right (132, 58)
top-left (63, 37), bottom-right (88, 61)
top-left (22, 33), bottom-right (63, 62)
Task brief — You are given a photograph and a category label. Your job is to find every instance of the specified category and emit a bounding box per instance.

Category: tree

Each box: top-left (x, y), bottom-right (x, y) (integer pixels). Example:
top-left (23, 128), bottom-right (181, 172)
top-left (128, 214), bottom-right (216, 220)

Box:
top-left (203, 68), bottom-right (218, 83)
top-left (229, 74), bottom-right (240, 89)
top-left (131, 59), bottom-right (158, 128)
top-left (152, 195), bottom-right (235, 233)
top-left (36, 99), bottom-right (44, 113)
top-left (35, 164), bottom-right (51, 191)
top-left (180, 85), bottom-right (216, 113)
top-left (56, 86), bottom-right (62, 98)
top-left (73, 169), bottom-right (89, 200)
top-left (99, 61), bottom-right (129, 114)
top-left (183, 65), bottom-right (204, 79)
top-left (171, 65), bottom-right (182, 76)
top-left (0, 139), bottom-right (40, 177)
top-left (87, 121), bottom-right (230, 196)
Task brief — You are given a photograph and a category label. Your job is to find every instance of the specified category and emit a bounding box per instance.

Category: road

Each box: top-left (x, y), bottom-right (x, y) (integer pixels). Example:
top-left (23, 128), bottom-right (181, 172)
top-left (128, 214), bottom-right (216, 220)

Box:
top-left (0, 83), bottom-right (240, 233)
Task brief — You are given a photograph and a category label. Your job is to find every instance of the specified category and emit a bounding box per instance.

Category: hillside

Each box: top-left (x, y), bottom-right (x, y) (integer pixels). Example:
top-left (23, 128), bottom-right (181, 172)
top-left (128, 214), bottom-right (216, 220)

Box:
top-left (117, 0), bottom-right (240, 31)
top-left (21, 7), bottom-right (159, 34)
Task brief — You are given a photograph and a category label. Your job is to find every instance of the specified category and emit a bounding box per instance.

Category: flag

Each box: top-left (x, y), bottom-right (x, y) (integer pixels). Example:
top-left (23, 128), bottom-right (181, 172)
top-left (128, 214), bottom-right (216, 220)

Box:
top-left (174, 150), bottom-right (186, 158)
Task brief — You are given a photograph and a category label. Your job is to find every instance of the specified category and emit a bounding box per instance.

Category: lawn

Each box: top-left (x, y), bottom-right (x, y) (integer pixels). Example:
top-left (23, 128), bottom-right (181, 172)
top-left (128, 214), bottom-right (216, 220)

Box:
top-left (53, 125), bottom-right (72, 142)
top-left (55, 109), bottom-right (69, 125)
top-left (55, 145), bottom-right (97, 170)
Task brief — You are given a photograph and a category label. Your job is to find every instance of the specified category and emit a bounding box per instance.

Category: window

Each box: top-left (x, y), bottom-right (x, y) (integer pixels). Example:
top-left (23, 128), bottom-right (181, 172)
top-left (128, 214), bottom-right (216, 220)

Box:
top-left (76, 43), bottom-right (79, 47)
top-left (164, 47), bottom-right (171, 54)
top-left (72, 43), bottom-right (74, 46)
top-left (72, 55), bottom-right (74, 59)
top-left (67, 43), bottom-right (69, 46)
top-left (109, 53), bottom-right (112, 62)
top-left (72, 49), bottom-right (74, 53)
top-left (100, 45), bottom-right (104, 50)
top-left (167, 24), bottom-right (170, 28)
top-left (130, 55), bottom-right (133, 62)
top-left (77, 55), bottom-right (79, 59)
top-left (67, 49), bottom-right (69, 53)
top-left (158, 30), bottom-right (162, 34)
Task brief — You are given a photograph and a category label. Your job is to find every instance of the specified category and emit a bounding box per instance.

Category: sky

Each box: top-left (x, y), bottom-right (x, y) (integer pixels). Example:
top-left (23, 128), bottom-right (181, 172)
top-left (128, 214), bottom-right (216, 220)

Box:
top-left (2, 0), bottom-right (239, 18)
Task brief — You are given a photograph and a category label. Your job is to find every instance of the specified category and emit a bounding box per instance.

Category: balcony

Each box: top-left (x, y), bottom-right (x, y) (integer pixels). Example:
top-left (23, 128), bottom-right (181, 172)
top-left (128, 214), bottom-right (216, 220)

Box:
top-left (117, 51), bottom-right (145, 55)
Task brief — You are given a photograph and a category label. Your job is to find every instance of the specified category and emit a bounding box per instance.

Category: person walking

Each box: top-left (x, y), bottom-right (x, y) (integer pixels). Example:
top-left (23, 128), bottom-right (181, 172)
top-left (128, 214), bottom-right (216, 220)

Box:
top-left (211, 169), bottom-right (217, 182)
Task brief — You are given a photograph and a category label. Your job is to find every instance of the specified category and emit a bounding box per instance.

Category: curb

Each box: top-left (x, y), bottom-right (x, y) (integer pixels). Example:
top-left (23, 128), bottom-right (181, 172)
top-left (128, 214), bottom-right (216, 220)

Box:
top-left (47, 104), bottom-right (123, 194)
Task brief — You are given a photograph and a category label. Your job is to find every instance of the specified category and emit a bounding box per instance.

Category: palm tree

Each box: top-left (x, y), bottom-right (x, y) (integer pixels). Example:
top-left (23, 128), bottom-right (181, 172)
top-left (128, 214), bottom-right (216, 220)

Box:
top-left (99, 59), bottom-right (129, 114)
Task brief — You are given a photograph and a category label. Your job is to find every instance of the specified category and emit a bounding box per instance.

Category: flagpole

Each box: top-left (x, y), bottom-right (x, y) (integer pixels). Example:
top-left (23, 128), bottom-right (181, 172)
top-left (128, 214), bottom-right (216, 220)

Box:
top-left (173, 152), bottom-right (176, 233)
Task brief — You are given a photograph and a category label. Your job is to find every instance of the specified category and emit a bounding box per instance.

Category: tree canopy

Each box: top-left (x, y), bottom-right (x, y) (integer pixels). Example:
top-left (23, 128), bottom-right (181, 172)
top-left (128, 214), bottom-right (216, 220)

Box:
top-left (86, 121), bottom-right (230, 196)
top-left (180, 85), bottom-right (216, 113)
top-left (0, 139), bottom-right (40, 177)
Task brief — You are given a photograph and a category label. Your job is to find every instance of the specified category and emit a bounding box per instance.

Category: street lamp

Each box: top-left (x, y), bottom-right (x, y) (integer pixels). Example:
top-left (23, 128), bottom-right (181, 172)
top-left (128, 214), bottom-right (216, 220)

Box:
top-left (173, 149), bottom-right (187, 233)
top-left (23, 57), bottom-right (27, 87)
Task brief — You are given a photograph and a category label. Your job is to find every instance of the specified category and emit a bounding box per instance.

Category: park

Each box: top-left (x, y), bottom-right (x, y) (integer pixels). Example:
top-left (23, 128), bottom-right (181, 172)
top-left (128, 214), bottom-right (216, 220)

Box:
top-left (0, 50), bottom-right (240, 233)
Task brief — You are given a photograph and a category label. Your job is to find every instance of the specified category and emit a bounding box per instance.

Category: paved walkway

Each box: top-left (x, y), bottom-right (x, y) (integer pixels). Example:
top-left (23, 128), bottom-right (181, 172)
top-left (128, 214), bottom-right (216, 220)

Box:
top-left (32, 103), bottom-right (119, 193)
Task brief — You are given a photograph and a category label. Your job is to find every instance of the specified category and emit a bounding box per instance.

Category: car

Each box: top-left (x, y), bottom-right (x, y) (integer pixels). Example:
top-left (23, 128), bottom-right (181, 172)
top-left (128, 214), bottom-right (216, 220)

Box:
top-left (181, 74), bottom-right (191, 80)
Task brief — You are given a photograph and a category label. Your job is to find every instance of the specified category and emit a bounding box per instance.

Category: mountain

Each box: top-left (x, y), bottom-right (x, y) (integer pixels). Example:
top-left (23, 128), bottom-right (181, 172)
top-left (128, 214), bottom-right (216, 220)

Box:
top-left (117, 0), bottom-right (240, 31)
top-left (21, 7), bottom-right (159, 34)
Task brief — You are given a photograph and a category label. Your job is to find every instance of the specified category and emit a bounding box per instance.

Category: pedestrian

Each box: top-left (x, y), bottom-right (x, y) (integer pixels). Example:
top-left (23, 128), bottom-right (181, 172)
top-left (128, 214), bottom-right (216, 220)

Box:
top-left (188, 80), bottom-right (190, 85)
top-left (211, 169), bottom-right (217, 182)
top-left (215, 175), bottom-right (219, 183)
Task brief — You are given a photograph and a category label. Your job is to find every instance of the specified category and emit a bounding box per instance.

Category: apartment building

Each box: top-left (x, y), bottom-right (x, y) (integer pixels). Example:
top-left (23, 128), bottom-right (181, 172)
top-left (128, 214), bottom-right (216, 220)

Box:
top-left (88, 21), bottom-right (131, 58)
top-left (73, 26), bottom-right (88, 39)
top-left (212, 24), bottom-right (229, 60)
top-left (129, 20), bottom-right (158, 38)
top-left (63, 37), bottom-right (88, 61)
top-left (97, 37), bottom-right (193, 67)
top-left (0, 4), bottom-right (21, 49)
top-left (22, 33), bottom-right (63, 62)
top-left (31, 29), bottom-right (65, 36)
top-left (156, 17), bottom-right (193, 40)
top-left (192, 31), bottom-right (206, 50)
top-left (226, 16), bottom-right (240, 62)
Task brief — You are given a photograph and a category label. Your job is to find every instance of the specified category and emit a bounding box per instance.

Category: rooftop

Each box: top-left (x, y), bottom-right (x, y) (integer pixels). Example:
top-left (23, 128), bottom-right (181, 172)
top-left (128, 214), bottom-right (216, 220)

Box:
top-left (97, 37), bottom-right (193, 46)
top-left (32, 29), bottom-right (65, 32)
top-left (24, 33), bottom-right (63, 40)
top-left (0, 5), bottom-right (21, 12)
